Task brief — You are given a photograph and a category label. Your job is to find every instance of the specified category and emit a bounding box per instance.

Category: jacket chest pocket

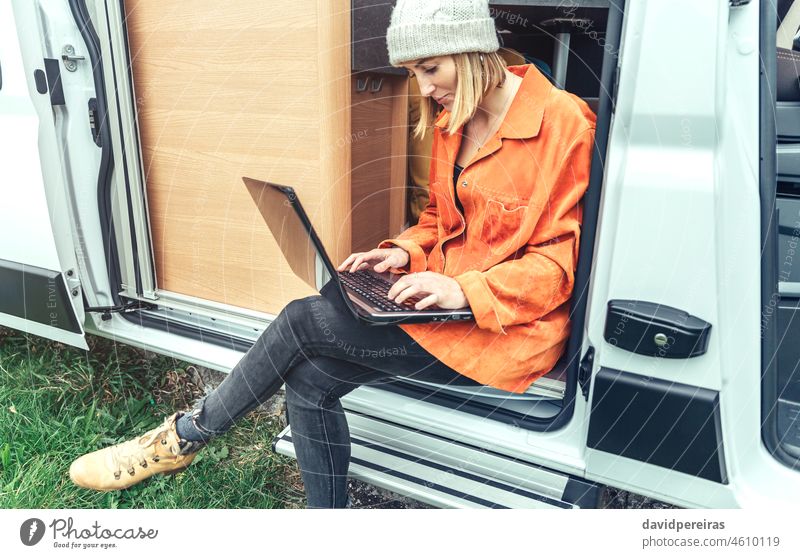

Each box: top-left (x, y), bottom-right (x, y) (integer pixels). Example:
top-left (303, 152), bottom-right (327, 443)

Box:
top-left (430, 181), bottom-right (463, 232)
top-left (479, 198), bottom-right (528, 254)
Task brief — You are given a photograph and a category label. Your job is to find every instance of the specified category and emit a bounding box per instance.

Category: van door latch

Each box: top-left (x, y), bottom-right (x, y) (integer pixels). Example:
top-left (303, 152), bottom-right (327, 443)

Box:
top-left (61, 45), bottom-right (85, 72)
top-left (578, 345), bottom-right (594, 401)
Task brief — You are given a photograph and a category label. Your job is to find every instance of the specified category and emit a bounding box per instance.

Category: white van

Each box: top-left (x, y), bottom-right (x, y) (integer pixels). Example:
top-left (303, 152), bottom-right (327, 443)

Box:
top-left (1, 0), bottom-right (796, 508)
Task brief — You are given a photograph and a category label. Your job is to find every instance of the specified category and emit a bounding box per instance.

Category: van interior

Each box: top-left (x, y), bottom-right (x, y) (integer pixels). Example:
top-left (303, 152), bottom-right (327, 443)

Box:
top-left (110, 0), bottom-right (616, 433)
top-left (774, 0), bottom-right (800, 460)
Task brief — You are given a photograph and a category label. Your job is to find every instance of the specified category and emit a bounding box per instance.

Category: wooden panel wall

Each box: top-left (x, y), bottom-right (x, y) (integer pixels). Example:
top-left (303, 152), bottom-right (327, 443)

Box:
top-left (123, 0), bottom-right (354, 315)
top-left (350, 74), bottom-right (408, 253)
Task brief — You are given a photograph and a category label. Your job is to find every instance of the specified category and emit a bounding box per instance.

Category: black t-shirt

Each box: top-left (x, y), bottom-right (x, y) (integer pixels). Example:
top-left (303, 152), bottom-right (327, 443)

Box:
top-left (453, 162), bottom-right (465, 215)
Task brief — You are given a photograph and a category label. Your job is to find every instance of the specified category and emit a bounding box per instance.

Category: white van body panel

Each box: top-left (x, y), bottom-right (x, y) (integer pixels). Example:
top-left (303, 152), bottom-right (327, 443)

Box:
top-left (0, 1), bottom-right (90, 349)
top-left (582, 0), bottom-right (800, 508)
top-left (86, 312), bottom-right (251, 376)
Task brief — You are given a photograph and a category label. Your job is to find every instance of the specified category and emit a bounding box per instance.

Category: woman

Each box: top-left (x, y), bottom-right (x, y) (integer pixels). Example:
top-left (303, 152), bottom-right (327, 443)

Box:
top-left (68, 0), bottom-right (595, 508)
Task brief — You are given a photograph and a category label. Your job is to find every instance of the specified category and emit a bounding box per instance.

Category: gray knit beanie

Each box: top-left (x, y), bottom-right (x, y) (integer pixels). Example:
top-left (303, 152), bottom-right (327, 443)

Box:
top-left (386, 0), bottom-right (499, 66)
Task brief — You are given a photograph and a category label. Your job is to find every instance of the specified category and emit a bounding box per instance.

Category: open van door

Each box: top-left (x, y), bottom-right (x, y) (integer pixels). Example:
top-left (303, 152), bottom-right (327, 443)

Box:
top-left (581, 0), bottom-right (763, 508)
top-left (0, 1), bottom-right (87, 350)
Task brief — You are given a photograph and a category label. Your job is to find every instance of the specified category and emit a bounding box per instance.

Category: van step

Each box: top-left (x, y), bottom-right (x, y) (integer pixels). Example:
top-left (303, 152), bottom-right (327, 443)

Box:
top-left (273, 410), bottom-right (601, 509)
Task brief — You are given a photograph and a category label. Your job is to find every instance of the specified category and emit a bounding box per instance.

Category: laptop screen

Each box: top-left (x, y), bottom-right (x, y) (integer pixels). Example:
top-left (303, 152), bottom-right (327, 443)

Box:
top-left (242, 177), bottom-right (335, 292)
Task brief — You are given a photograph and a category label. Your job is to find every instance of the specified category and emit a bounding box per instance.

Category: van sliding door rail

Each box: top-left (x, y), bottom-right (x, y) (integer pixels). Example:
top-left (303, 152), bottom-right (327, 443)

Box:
top-left (84, 299), bottom-right (158, 321)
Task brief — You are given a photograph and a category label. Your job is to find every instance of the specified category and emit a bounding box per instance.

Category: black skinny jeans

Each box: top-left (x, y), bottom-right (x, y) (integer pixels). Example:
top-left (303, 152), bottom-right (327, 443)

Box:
top-left (188, 281), bottom-right (481, 508)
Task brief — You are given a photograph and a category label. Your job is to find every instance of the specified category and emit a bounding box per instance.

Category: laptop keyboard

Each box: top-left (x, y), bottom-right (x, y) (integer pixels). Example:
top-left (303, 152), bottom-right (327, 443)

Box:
top-left (338, 270), bottom-right (429, 312)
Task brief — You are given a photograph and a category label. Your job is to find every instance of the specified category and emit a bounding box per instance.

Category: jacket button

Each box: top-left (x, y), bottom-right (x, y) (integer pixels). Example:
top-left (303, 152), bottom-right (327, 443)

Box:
top-left (461, 181), bottom-right (468, 187)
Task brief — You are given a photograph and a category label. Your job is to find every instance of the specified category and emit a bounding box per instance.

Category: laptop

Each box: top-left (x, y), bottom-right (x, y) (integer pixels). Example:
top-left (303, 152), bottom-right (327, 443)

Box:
top-left (243, 177), bottom-right (474, 325)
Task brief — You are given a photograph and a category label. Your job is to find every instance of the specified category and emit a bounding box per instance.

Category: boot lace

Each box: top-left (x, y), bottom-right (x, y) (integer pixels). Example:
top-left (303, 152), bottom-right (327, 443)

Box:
top-left (109, 424), bottom-right (181, 480)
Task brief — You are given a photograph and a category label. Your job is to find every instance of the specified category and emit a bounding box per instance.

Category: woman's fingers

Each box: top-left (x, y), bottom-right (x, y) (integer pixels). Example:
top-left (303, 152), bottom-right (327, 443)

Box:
top-left (390, 282), bottom-right (423, 305)
top-left (339, 249), bottom-right (406, 273)
top-left (386, 273), bottom-right (450, 309)
top-left (337, 253), bottom-right (359, 271)
top-left (340, 248), bottom-right (409, 273)
top-left (337, 251), bottom-right (375, 272)
top-left (348, 250), bottom-right (382, 273)
top-left (414, 293), bottom-right (439, 310)
top-left (373, 256), bottom-right (399, 272)
top-left (349, 254), bottom-right (368, 273)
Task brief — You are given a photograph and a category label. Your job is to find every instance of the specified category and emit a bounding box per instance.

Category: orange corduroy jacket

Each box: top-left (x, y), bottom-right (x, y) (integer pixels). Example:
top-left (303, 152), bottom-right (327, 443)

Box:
top-left (377, 63), bottom-right (596, 394)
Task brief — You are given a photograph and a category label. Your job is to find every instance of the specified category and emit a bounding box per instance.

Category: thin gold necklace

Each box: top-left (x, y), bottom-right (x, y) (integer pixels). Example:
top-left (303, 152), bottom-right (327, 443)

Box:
top-left (468, 85), bottom-right (516, 152)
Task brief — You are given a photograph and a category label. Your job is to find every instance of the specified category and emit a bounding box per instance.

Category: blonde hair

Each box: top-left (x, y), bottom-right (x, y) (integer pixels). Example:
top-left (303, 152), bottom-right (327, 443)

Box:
top-left (410, 51), bottom-right (508, 141)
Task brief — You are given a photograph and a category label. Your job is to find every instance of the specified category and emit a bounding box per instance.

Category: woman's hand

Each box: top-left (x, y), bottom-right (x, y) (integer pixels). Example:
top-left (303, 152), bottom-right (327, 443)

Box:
top-left (337, 247), bottom-right (410, 273)
top-left (387, 271), bottom-right (469, 310)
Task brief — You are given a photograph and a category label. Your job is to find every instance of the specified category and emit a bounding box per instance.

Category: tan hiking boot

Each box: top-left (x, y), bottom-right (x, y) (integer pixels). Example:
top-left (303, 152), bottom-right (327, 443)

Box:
top-left (69, 412), bottom-right (205, 492)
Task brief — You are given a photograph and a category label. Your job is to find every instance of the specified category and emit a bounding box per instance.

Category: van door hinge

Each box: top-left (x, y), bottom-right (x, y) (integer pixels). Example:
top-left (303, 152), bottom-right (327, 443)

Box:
top-left (578, 345), bottom-right (594, 400)
top-left (65, 268), bottom-right (81, 297)
top-left (84, 299), bottom-right (158, 321)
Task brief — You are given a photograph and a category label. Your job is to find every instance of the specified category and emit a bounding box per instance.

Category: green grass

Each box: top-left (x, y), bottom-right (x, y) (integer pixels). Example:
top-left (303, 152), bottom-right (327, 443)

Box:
top-left (0, 326), bottom-right (305, 509)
